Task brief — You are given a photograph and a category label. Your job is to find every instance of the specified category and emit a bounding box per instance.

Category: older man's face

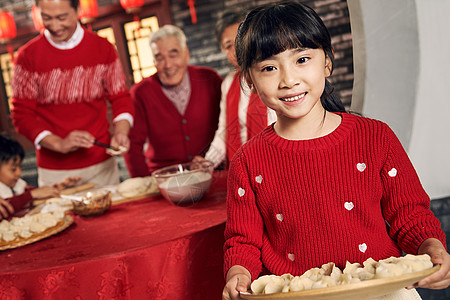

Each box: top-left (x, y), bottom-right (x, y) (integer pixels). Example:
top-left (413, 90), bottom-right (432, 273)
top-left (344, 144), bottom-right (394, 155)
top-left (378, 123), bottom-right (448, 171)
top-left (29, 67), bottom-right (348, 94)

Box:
top-left (151, 35), bottom-right (190, 87)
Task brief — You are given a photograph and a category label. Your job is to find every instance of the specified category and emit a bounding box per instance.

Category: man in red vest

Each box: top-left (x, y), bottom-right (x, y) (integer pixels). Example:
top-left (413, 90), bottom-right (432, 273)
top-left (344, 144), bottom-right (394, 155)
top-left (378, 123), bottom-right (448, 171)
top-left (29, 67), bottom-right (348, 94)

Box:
top-left (124, 25), bottom-right (222, 176)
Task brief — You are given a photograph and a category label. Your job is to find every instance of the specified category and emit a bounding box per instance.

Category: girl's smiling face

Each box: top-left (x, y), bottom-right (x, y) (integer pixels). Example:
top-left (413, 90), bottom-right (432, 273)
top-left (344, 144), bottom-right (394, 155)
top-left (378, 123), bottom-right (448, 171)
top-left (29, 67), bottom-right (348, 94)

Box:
top-left (247, 47), bottom-right (332, 122)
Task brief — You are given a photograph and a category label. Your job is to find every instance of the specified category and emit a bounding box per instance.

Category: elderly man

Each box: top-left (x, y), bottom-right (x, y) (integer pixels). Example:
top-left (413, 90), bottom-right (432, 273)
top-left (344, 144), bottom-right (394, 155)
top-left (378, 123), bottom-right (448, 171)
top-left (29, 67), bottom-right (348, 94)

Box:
top-left (124, 25), bottom-right (222, 177)
top-left (11, 0), bottom-right (134, 187)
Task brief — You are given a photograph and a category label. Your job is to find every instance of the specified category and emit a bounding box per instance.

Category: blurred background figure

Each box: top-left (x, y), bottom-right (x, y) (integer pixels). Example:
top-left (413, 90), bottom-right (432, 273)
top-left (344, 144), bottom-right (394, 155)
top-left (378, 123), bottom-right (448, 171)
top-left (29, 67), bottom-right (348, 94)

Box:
top-left (195, 9), bottom-right (277, 168)
top-left (0, 134), bottom-right (80, 220)
top-left (11, 0), bottom-right (134, 187)
top-left (124, 25), bottom-right (222, 177)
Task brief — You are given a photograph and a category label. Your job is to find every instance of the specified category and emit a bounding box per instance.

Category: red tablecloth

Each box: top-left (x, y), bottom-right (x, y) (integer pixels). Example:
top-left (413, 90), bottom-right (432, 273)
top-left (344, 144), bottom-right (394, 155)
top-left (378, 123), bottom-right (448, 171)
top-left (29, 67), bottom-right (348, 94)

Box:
top-left (0, 171), bottom-right (228, 300)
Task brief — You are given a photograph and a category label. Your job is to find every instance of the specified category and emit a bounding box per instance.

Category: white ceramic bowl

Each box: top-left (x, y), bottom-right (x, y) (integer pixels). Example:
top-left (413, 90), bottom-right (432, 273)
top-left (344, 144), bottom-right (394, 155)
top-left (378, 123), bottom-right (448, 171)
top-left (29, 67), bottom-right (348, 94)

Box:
top-left (152, 161), bottom-right (214, 205)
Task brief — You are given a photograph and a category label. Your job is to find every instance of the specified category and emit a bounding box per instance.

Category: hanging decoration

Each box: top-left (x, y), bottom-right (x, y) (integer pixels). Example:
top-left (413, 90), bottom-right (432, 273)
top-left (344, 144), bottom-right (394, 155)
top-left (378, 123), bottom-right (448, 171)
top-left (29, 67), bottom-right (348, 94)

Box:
top-left (120, 0), bottom-right (144, 37)
top-left (187, 0), bottom-right (197, 24)
top-left (0, 10), bottom-right (17, 61)
top-left (120, 0), bottom-right (144, 14)
top-left (79, 0), bottom-right (99, 30)
top-left (31, 5), bottom-right (45, 33)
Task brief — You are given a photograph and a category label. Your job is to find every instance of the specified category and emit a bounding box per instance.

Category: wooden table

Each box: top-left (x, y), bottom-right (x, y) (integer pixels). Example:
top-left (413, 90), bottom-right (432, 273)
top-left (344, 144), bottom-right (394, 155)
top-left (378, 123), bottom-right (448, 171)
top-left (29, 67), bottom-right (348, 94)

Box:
top-left (0, 171), bottom-right (228, 300)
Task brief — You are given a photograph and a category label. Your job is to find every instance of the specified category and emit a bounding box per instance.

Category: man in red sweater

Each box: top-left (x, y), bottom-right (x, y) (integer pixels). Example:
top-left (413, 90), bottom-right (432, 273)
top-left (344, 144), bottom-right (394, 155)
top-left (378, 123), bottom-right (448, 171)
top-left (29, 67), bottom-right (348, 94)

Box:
top-left (11, 0), bottom-right (134, 187)
top-left (124, 25), bottom-right (222, 176)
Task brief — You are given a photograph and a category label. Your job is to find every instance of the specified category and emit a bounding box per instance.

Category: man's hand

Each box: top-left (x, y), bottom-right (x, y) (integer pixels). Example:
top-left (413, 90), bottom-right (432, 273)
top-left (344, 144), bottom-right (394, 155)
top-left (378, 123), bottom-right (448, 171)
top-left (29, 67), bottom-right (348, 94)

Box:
top-left (41, 131), bottom-right (95, 153)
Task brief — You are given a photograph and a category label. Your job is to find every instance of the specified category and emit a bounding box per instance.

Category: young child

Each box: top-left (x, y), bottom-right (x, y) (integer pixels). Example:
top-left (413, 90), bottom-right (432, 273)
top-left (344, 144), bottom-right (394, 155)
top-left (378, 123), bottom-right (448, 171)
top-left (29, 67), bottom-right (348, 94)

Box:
top-left (222, 2), bottom-right (449, 299)
top-left (0, 135), bottom-right (80, 220)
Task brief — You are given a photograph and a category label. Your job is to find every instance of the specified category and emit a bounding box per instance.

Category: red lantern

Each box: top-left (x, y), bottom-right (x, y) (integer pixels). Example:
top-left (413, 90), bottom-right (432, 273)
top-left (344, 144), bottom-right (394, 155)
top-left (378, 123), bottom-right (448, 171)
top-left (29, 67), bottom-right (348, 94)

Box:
top-left (0, 11), bottom-right (17, 43)
top-left (0, 11), bottom-right (16, 62)
top-left (187, 0), bottom-right (197, 24)
top-left (31, 5), bottom-right (44, 33)
top-left (120, 0), bottom-right (144, 37)
top-left (120, 0), bottom-right (144, 14)
top-left (79, 0), bottom-right (99, 25)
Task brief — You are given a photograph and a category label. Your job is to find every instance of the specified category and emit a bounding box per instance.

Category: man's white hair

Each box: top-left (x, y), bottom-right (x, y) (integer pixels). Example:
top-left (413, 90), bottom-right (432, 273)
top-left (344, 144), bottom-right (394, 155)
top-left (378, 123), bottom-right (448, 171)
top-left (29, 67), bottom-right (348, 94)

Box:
top-left (149, 25), bottom-right (187, 48)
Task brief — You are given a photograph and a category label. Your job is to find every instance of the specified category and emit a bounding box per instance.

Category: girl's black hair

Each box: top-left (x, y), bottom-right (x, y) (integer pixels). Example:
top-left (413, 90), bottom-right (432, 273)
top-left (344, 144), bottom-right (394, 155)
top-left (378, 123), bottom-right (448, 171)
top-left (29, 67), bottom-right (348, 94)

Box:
top-left (36, 0), bottom-right (79, 10)
top-left (0, 135), bottom-right (25, 165)
top-left (236, 0), bottom-right (346, 113)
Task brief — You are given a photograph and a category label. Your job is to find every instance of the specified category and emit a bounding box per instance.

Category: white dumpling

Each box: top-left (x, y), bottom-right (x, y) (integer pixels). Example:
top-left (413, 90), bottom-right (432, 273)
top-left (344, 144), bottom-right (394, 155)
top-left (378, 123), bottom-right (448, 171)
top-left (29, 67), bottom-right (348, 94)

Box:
top-left (300, 267), bottom-right (325, 281)
top-left (397, 254), bottom-right (433, 273)
top-left (338, 273), bottom-right (362, 285)
top-left (2, 231), bottom-right (16, 242)
top-left (343, 261), bottom-right (362, 275)
top-left (289, 276), bottom-right (315, 291)
top-left (18, 228), bottom-right (32, 239)
top-left (263, 276), bottom-right (286, 294)
top-left (374, 261), bottom-right (405, 279)
top-left (362, 257), bottom-right (377, 274)
top-left (312, 276), bottom-right (337, 289)
top-left (29, 221), bottom-right (46, 233)
top-left (251, 275), bottom-right (277, 294)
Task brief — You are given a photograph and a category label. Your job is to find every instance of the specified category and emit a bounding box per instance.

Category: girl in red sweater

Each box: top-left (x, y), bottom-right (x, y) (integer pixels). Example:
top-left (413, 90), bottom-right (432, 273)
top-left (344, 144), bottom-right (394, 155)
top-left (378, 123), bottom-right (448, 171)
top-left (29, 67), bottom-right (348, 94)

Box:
top-left (222, 2), bottom-right (450, 299)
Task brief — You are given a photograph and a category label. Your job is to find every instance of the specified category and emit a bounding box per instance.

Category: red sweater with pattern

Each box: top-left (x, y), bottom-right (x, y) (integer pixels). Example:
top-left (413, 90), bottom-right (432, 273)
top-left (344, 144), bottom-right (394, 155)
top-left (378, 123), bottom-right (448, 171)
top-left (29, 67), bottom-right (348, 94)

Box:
top-left (124, 66), bottom-right (222, 176)
top-left (224, 113), bottom-right (446, 280)
top-left (11, 29), bottom-right (134, 170)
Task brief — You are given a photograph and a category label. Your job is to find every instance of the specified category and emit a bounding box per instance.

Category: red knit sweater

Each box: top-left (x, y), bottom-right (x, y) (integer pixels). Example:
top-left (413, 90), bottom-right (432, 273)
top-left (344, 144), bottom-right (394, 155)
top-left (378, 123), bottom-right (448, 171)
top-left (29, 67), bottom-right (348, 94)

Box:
top-left (124, 66), bottom-right (222, 176)
top-left (224, 113), bottom-right (446, 280)
top-left (11, 29), bottom-right (134, 170)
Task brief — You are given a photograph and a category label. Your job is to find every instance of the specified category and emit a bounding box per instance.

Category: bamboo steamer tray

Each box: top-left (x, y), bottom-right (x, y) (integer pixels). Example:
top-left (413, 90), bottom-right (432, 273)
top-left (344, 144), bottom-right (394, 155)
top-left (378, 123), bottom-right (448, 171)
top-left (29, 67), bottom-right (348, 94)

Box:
top-left (0, 215), bottom-right (74, 251)
top-left (240, 265), bottom-right (440, 300)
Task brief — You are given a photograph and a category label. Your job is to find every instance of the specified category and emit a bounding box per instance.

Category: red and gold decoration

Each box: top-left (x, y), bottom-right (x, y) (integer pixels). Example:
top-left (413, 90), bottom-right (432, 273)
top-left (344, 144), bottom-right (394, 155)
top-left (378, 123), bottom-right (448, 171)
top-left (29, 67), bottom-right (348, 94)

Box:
top-left (0, 10), bottom-right (16, 43)
top-left (31, 5), bottom-right (44, 33)
top-left (187, 0), bottom-right (197, 24)
top-left (120, 0), bottom-right (144, 14)
top-left (79, 0), bottom-right (99, 29)
top-left (120, 0), bottom-right (144, 36)
top-left (0, 10), bottom-right (17, 61)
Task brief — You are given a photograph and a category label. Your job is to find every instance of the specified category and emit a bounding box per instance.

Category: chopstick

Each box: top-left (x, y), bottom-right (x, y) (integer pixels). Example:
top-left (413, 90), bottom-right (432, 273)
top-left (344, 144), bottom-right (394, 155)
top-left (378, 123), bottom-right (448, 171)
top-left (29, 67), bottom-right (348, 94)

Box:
top-left (93, 140), bottom-right (120, 151)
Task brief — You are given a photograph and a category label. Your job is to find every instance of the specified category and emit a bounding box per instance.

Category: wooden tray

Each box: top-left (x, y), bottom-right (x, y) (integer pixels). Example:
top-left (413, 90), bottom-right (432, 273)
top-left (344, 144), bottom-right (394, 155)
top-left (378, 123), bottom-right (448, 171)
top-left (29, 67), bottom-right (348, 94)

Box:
top-left (33, 183), bottom-right (96, 206)
top-left (0, 215), bottom-right (74, 251)
top-left (240, 265), bottom-right (440, 300)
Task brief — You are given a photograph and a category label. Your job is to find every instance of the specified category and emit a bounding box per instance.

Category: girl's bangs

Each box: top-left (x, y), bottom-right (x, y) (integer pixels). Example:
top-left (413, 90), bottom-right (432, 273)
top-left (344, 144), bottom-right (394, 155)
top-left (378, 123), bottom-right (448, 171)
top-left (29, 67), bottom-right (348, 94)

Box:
top-left (248, 14), bottom-right (320, 63)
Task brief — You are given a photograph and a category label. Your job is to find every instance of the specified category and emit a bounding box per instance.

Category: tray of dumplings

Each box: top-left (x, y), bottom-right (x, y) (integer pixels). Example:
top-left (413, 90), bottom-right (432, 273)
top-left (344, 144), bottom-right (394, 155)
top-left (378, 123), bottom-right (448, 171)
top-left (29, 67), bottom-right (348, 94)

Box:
top-left (241, 254), bottom-right (439, 300)
top-left (0, 211), bottom-right (73, 251)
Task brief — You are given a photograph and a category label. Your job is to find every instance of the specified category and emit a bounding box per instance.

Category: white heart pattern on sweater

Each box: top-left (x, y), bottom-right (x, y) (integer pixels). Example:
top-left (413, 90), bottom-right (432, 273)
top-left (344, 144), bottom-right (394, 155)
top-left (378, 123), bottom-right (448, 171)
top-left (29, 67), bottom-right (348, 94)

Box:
top-left (276, 214), bottom-right (284, 222)
top-left (288, 253), bottom-right (295, 261)
top-left (357, 163), bottom-right (366, 172)
top-left (388, 168), bottom-right (397, 177)
top-left (238, 188), bottom-right (245, 197)
top-left (359, 243), bottom-right (367, 253)
top-left (255, 175), bottom-right (263, 184)
top-left (344, 202), bottom-right (354, 211)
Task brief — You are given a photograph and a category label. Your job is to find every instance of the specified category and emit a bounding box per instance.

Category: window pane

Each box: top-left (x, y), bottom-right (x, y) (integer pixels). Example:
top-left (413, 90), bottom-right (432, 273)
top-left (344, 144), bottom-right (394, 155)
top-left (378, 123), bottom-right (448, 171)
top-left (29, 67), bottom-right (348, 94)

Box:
top-left (124, 16), bottom-right (159, 84)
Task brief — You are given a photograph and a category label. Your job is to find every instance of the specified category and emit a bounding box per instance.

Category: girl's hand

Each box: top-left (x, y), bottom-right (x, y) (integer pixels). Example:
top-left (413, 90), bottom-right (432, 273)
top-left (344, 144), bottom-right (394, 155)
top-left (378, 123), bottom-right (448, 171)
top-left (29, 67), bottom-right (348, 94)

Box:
top-left (30, 186), bottom-right (60, 200)
top-left (223, 265), bottom-right (252, 300)
top-left (411, 238), bottom-right (450, 289)
top-left (0, 198), bottom-right (14, 220)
